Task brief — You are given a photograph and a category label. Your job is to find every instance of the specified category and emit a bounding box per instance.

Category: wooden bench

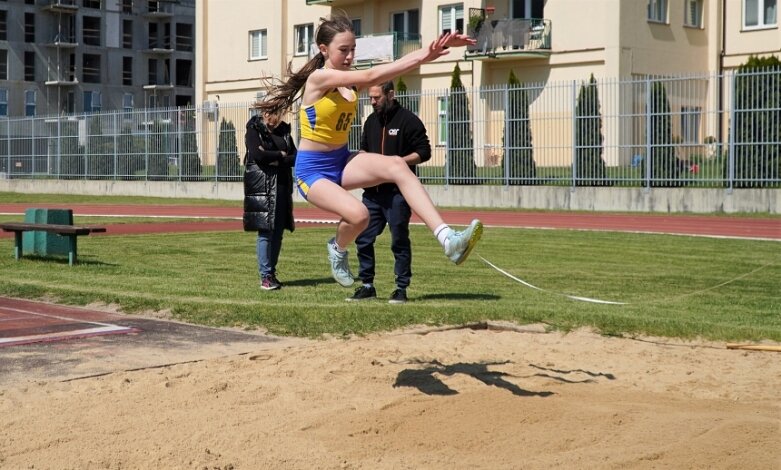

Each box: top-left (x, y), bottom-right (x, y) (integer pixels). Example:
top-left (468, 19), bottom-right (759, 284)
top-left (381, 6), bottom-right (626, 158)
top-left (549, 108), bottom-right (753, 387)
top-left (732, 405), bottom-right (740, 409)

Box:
top-left (1, 223), bottom-right (107, 266)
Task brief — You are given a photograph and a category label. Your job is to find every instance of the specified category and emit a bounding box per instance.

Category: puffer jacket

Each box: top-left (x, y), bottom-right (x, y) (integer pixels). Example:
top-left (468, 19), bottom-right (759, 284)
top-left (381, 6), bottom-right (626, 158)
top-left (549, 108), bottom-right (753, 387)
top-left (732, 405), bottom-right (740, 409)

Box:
top-left (242, 115), bottom-right (297, 232)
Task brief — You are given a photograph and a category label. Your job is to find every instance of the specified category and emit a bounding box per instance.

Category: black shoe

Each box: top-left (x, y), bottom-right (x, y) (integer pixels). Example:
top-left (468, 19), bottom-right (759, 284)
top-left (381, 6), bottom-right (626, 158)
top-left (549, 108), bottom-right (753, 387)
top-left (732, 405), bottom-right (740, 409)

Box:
top-left (346, 285), bottom-right (376, 302)
top-left (270, 274), bottom-right (283, 288)
top-left (388, 288), bottom-right (408, 304)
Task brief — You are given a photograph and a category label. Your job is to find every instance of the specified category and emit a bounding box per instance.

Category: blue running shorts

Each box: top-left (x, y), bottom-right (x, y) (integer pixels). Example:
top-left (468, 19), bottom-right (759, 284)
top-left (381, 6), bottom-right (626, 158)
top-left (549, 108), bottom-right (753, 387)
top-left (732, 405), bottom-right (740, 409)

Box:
top-left (294, 145), bottom-right (351, 199)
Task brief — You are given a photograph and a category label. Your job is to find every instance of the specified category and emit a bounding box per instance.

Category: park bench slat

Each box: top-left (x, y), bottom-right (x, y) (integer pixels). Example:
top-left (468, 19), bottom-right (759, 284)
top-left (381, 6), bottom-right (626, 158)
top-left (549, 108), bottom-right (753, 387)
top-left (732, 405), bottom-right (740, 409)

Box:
top-left (1, 222), bottom-right (107, 265)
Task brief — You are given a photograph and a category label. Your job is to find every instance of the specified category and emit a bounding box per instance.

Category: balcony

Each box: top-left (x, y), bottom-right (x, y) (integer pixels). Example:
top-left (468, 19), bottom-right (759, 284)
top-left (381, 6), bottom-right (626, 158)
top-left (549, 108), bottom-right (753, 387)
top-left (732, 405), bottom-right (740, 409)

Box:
top-left (143, 1), bottom-right (174, 19)
top-left (45, 33), bottom-right (78, 48)
top-left (352, 32), bottom-right (421, 67)
top-left (41, 0), bottom-right (78, 14)
top-left (465, 15), bottom-right (552, 59)
top-left (305, 0), bottom-right (362, 5)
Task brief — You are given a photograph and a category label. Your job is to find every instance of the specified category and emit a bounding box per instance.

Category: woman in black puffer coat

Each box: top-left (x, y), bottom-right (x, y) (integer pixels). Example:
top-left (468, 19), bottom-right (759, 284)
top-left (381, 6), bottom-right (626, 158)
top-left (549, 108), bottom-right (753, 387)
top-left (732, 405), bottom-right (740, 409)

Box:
top-left (243, 109), bottom-right (296, 290)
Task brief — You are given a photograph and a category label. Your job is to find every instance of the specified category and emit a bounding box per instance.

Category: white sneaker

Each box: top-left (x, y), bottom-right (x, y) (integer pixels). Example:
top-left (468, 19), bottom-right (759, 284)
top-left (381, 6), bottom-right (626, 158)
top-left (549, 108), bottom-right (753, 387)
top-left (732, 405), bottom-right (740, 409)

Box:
top-left (327, 238), bottom-right (354, 287)
top-left (444, 220), bottom-right (483, 265)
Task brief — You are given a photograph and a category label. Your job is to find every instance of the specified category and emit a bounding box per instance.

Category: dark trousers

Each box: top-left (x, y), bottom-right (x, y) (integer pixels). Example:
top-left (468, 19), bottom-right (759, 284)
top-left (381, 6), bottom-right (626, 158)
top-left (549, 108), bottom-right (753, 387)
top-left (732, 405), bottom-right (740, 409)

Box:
top-left (355, 189), bottom-right (412, 289)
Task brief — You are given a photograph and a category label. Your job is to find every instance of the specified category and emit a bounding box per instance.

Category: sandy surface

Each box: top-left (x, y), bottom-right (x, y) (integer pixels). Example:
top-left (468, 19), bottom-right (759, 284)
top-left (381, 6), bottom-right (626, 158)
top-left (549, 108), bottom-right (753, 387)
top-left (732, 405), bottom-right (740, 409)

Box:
top-left (1, 324), bottom-right (779, 469)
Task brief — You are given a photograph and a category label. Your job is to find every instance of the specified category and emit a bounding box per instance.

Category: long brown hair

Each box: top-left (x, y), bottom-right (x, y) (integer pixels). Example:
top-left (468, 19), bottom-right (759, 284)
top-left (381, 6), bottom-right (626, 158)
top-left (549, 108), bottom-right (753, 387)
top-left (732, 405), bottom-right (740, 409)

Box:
top-left (258, 11), bottom-right (353, 115)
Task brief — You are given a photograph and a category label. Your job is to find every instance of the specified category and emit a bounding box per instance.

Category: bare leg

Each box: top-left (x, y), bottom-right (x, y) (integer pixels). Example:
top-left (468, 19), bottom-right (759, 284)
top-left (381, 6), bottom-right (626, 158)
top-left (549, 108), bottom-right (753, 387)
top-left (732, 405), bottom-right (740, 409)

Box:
top-left (342, 153), bottom-right (445, 231)
top-left (305, 178), bottom-right (369, 247)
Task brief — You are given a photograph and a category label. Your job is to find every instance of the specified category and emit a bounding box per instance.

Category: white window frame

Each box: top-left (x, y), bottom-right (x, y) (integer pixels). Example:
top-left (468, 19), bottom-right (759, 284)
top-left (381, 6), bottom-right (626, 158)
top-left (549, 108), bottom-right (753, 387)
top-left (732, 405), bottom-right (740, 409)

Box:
top-left (439, 4), bottom-right (464, 35)
top-left (248, 29), bottom-right (267, 60)
top-left (437, 96), bottom-right (448, 145)
top-left (123, 93), bottom-right (134, 112)
top-left (24, 89), bottom-right (35, 117)
top-left (681, 106), bottom-right (701, 144)
top-left (294, 24), bottom-right (314, 57)
top-left (0, 88), bottom-right (7, 117)
top-left (647, 0), bottom-right (668, 23)
top-left (391, 9), bottom-right (420, 36)
top-left (744, 0), bottom-right (777, 28)
top-left (684, 0), bottom-right (704, 27)
top-left (84, 90), bottom-right (101, 113)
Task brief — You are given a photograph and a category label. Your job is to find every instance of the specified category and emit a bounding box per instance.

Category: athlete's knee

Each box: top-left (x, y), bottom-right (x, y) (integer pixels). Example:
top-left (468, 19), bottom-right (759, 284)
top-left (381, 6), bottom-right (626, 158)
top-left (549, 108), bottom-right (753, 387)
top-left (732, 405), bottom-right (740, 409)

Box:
top-left (343, 204), bottom-right (369, 229)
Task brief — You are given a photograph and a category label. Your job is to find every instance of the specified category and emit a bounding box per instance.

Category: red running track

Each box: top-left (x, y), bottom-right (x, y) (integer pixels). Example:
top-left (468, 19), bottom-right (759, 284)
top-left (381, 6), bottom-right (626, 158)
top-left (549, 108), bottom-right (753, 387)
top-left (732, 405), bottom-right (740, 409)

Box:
top-left (0, 203), bottom-right (779, 240)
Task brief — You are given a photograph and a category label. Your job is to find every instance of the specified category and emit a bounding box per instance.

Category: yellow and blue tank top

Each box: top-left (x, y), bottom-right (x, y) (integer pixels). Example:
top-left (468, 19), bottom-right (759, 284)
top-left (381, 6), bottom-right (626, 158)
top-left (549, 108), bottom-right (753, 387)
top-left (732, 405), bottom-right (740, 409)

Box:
top-left (299, 87), bottom-right (358, 145)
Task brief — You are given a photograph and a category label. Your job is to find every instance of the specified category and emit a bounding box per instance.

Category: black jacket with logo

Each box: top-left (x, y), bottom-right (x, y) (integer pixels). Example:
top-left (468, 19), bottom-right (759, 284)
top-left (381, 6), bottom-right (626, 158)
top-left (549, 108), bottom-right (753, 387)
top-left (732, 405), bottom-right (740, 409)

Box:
top-left (359, 100), bottom-right (431, 190)
top-left (242, 115), bottom-right (296, 232)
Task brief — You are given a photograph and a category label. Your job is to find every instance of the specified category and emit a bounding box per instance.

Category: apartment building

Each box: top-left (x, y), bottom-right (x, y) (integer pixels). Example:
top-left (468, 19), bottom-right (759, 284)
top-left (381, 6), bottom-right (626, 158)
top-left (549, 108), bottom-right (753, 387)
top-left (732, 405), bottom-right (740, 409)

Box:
top-left (196, 0), bottom-right (778, 169)
top-left (197, 0), bottom-right (778, 100)
top-left (0, 0), bottom-right (195, 117)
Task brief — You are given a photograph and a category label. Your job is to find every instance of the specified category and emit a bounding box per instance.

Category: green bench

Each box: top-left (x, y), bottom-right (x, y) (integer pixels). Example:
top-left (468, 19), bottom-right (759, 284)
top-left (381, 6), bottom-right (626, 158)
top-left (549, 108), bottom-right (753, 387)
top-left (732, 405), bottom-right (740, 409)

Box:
top-left (1, 223), bottom-right (107, 266)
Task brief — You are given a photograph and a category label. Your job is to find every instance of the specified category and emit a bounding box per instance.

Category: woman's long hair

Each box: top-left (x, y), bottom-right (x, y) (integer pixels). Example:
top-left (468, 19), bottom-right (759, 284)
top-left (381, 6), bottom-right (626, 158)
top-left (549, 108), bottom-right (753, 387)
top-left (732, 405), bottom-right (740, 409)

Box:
top-left (258, 12), bottom-right (353, 115)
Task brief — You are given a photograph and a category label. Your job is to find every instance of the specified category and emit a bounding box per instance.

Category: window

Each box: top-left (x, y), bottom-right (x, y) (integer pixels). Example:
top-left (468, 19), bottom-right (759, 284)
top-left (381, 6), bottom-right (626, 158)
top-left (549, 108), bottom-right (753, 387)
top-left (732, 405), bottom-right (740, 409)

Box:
top-left (24, 12), bottom-right (34, 43)
top-left (83, 16), bottom-right (101, 46)
top-left (123, 19), bottom-right (133, 48)
top-left (744, 0), bottom-right (777, 27)
top-left (684, 0), bottom-right (703, 27)
top-left (24, 51), bottom-right (35, 81)
top-left (24, 89), bottom-right (35, 117)
top-left (0, 89), bottom-right (7, 117)
top-left (176, 23), bottom-right (193, 51)
top-left (352, 18), bottom-right (362, 36)
top-left (122, 56), bottom-right (133, 85)
top-left (0, 49), bottom-right (6, 80)
top-left (175, 59), bottom-right (191, 86)
top-left (83, 0), bottom-right (101, 8)
top-left (437, 96), bottom-right (448, 145)
top-left (83, 90), bottom-right (101, 113)
top-left (148, 22), bottom-right (158, 48)
top-left (123, 93), bottom-right (134, 112)
top-left (295, 24), bottom-right (313, 56)
top-left (511, 0), bottom-right (544, 19)
top-left (0, 10), bottom-right (7, 41)
top-left (148, 58), bottom-right (157, 84)
top-left (249, 29), bottom-right (267, 60)
top-left (647, 0), bottom-right (668, 23)
top-left (681, 106), bottom-right (701, 143)
top-left (64, 91), bottom-right (74, 113)
top-left (439, 4), bottom-right (464, 35)
top-left (121, 0), bottom-right (132, 13)
top-left (82, 53), bottom-right (101, 83)
top-left (392, 9), bottom-right (420, 37)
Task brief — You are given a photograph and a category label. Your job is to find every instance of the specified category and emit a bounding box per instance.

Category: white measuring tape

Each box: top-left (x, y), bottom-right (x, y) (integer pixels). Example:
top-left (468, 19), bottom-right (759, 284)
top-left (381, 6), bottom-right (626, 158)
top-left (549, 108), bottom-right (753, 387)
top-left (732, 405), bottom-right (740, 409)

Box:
top-left (477, 255), bottom-right (627, 305)
top-left (478, 254), bottom-right (774, 306)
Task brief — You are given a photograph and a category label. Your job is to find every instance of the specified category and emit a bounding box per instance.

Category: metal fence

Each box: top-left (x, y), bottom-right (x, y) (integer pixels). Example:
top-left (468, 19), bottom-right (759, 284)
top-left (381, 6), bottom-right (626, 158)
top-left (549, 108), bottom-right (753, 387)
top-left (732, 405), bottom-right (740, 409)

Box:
top-left (0, 69), bottom-right (778, 188)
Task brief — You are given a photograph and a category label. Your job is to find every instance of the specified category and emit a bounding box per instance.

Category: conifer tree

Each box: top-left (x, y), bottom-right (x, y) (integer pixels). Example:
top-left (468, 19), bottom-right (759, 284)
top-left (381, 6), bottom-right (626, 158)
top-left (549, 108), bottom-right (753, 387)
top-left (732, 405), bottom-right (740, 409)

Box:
top-left (504, 69), bottom-right (536, 184)
top-left (447, 63), bottom-right (477, 184)
top-left (574, 74), bottom-right (607, 185)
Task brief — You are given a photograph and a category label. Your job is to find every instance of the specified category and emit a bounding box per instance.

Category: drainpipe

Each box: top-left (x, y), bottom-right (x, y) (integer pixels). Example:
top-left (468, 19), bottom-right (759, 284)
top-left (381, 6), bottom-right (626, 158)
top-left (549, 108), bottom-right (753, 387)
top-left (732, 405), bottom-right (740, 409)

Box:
top-left (718, 0), bottom-right (726, 146)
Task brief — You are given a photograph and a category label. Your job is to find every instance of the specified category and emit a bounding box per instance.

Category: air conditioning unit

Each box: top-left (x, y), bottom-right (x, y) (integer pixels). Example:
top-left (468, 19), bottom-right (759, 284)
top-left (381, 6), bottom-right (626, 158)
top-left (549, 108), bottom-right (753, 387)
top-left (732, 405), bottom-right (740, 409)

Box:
top-left (202, 100), bottom-right (218, 120)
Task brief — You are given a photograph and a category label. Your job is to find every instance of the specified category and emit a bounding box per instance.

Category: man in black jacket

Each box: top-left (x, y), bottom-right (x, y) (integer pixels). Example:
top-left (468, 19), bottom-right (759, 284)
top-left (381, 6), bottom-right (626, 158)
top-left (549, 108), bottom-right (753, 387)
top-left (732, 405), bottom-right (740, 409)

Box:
top-left (347, 81), bottom-right (431, 304)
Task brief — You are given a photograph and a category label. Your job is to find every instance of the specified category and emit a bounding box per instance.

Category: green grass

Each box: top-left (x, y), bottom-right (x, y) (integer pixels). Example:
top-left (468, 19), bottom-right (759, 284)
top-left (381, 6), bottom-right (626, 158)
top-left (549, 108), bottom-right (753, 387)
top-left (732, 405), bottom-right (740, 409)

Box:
top-left (0, 225), bottom-right (778, 341)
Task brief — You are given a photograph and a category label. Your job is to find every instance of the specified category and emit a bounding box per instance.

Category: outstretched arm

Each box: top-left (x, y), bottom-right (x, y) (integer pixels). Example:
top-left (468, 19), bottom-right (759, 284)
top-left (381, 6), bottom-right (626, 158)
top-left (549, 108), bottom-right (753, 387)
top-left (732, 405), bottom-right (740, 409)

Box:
top-left (310, 33), bottom-right (475, 92)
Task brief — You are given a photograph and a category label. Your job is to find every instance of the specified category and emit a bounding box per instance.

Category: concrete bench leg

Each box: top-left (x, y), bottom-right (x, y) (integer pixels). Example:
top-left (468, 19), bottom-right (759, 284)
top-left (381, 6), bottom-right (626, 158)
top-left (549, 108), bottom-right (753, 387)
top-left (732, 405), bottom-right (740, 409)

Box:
top-left (68, 235), bottom-right (77, 266)
top-left (13, 232), bottom-right (22, 261)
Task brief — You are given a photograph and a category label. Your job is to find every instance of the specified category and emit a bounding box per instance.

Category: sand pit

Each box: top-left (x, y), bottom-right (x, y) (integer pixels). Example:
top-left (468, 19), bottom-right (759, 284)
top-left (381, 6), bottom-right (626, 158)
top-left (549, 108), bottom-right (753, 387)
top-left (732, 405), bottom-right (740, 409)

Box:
top-left (1, 325), bottom-right (779, 469)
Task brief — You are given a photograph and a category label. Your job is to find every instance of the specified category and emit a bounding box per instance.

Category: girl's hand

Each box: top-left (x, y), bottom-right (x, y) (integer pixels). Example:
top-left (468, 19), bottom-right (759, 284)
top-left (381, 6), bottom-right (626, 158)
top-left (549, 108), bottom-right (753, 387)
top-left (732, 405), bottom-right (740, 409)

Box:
top-left (443, 32), bottom-right (476, 48)
top-left (421, 32), bottom-right (476, 63)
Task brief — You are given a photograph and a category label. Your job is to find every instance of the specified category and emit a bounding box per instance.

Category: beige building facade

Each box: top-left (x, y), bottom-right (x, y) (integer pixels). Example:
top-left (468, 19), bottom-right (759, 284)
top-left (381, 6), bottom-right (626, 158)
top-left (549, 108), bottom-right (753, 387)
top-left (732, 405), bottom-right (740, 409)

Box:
top-left (195, 0), bottom-right (779, 168)
top-left (197, 0), bottom-right (779, 103)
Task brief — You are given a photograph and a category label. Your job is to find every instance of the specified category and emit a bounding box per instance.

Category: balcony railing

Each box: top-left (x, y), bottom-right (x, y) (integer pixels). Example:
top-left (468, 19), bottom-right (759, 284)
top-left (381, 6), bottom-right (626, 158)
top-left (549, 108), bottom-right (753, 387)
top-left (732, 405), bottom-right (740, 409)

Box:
top-left (466, 17), bottom-right (552, 57)
top-left (352, 32), bottom-right (421, 66)
top-left (41, 0), bottom-right (79, 14)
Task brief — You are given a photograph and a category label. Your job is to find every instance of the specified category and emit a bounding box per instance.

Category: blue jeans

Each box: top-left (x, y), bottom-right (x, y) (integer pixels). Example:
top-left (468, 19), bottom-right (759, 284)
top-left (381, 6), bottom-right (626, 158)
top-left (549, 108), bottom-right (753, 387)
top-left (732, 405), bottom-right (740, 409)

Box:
top-left (256, 194), bottom-right (289, 278)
